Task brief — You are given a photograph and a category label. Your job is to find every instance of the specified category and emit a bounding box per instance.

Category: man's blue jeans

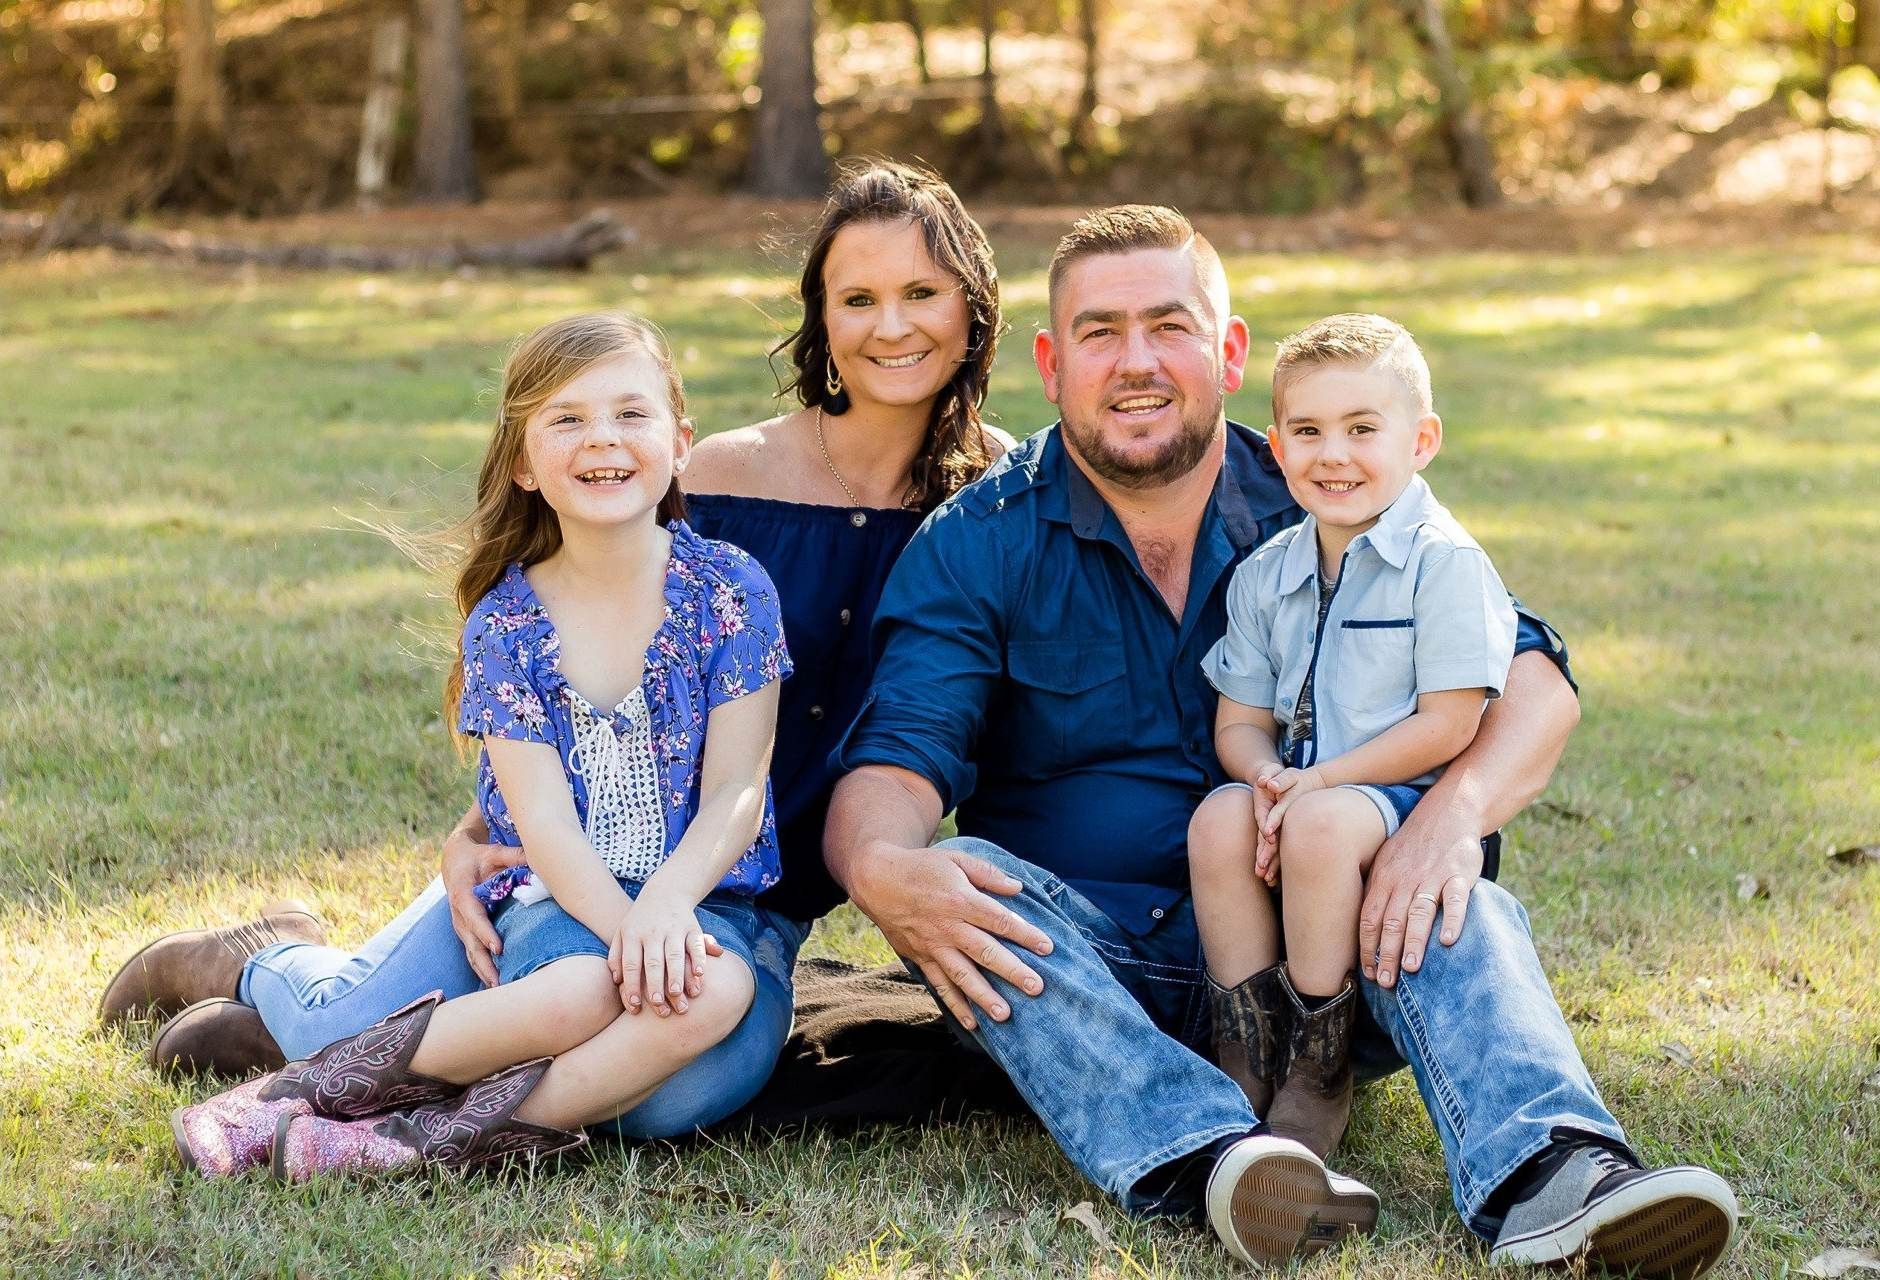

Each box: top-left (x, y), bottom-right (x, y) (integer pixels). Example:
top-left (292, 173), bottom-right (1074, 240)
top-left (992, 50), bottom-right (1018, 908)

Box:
top-left (238, 877), bottom-right (809, 1138)
top-left (929, 838), bottom-right (1626, 1235)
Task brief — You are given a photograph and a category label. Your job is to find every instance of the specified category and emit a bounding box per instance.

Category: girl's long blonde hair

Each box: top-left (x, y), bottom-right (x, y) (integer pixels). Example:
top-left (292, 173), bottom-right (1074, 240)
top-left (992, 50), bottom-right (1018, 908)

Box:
top-left (443, 311), bottom-right (689, 735)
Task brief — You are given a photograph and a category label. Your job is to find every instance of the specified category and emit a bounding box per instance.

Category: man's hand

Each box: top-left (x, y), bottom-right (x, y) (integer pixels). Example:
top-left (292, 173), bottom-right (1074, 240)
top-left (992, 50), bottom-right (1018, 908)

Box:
top-left (441, 826), bottom-right (526, 987)
top-left (845, 841), bottom-right (1055, 1032)
top-left (1358, 794), bottom-right (1483, 989)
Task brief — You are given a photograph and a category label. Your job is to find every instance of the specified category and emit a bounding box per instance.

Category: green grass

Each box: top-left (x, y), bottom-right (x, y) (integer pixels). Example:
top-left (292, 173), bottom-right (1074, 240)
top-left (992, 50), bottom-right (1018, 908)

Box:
top-left (2, 233), bottom-right (1877, 1277)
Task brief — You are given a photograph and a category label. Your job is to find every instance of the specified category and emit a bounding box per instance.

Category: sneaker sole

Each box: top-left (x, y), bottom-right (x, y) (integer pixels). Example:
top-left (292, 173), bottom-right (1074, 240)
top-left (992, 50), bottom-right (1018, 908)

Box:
top-left (1206, 1135), bottom-right (1381, 1266)
top-left (1489, 1166), bottom-right (1738, 1279)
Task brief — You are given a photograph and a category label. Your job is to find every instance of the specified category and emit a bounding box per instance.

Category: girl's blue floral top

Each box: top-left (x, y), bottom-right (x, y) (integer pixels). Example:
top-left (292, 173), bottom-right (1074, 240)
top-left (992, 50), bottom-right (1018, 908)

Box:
top-left (456, 520), bottom-right (792, 905)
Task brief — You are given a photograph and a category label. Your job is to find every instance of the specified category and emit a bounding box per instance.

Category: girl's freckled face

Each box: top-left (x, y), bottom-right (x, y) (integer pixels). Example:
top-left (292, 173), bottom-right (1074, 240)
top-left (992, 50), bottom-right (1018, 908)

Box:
top-left (516, 351), bottom-right (690, 527)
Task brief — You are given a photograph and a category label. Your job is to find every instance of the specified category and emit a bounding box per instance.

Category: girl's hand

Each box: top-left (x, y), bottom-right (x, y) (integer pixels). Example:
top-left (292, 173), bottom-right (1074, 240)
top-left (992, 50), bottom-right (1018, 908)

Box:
top-left (1259, 766), bottom-right (1329, 842)
top-left (606, 886), bottom-right (721, 1016)
top-left (1250, 763), bottom-right (1284, 884)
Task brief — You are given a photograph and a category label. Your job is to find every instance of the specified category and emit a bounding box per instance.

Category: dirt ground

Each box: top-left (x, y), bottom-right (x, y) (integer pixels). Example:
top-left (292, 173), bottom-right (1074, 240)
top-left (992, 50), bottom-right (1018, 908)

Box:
top-left (20, 188), bottom-right (1880, 265)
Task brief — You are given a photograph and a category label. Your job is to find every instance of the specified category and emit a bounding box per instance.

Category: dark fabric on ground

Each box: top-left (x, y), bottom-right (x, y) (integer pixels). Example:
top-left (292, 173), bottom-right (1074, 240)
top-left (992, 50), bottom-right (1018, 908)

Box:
top-left (727, 959), bottom-right (1029, 1133)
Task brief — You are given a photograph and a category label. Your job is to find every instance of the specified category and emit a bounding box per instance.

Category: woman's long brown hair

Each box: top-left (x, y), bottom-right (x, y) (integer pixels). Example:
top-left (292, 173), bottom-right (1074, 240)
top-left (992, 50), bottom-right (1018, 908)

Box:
top-left (442, 312), bottom-right (688, 738)
top-left (773, 159), bottom-right (1003, 513)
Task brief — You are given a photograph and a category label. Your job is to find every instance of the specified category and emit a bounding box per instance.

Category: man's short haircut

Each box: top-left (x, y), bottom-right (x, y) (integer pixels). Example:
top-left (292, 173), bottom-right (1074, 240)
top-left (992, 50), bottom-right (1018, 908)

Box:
top-left (1046, 204), bottom-right (1227, 324)
top-left (1271, 313), bottom-right (1434, 420)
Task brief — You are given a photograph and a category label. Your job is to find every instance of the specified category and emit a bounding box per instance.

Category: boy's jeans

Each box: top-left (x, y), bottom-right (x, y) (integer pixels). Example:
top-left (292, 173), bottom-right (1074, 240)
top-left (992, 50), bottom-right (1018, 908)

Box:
top-left (927, 837), bottom-right (1626, 1235)
top-left (239, 877), bottom-right (810, 1138)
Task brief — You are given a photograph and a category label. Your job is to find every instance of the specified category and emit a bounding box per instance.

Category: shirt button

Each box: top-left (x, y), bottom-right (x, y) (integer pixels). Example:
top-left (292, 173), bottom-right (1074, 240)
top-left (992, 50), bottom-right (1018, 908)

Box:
top-left (1151, 907), bottom-right (1165, 920)
top-left (808, 705), bottom-right (825, 720)
top-left (850, 511), bottom-right (868, 528)
top-left (839, 608), bottom-right (852, 626)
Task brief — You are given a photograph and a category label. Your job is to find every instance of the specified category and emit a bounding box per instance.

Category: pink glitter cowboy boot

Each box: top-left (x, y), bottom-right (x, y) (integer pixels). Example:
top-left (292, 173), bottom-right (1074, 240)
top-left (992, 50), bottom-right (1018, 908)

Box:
top-left (272, 1057), bottom-right (587, 1181)
top-left (171, 991), bottom-right (459, 1178)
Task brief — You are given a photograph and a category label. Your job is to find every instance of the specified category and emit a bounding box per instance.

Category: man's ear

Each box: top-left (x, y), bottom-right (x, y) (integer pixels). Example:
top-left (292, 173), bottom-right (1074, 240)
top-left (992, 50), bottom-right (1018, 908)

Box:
top-left (1033, 328), bottom-right (1062, 407)
top-left (1412, 412), bottom-right (1443, 470)
top-left (1220, 314), bottom-right (1251, 394)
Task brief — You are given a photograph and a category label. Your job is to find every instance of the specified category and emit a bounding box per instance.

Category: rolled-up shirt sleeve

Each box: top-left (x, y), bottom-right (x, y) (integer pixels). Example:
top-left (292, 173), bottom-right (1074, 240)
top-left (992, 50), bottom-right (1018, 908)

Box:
top-left (1201, 559), bottom-right (1279, 710)
top-left (830, 504), bottom-right (1005, 812)
top-left (1510, 600), bottom-right (1576, 693)
top-left (1414, 546), bottom-right (1518, 698)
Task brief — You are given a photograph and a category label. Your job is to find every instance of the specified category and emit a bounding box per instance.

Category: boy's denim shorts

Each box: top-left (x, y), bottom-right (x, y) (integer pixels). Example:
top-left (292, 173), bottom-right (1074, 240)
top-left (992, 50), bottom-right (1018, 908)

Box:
top-left (1209, 779), bottom-right (1428, 837)
top-left (490, 879), bottom-right (770, 988)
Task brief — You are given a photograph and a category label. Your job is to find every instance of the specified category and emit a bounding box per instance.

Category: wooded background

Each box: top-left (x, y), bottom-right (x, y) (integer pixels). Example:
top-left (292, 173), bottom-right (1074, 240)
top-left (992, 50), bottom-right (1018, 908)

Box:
top-left (3, 0), bottom-right (1879, 216)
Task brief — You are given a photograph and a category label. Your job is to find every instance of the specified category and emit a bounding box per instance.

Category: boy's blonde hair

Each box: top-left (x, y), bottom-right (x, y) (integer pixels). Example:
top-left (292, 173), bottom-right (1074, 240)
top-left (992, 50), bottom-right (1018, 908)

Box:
top-left (1271, 313), bottom-right (1433, 422)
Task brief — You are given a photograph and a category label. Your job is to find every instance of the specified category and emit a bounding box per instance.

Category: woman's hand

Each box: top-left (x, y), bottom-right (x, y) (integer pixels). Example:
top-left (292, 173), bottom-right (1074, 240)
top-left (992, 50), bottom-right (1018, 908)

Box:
top-left (441, 822), bottom-right (527, 987)
top-left (607, 883), bottom-right (719, 1016)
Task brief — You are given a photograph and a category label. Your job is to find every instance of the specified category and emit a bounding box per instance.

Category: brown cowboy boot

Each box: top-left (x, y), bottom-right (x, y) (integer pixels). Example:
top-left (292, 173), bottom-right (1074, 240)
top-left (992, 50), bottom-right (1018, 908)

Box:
top-left (172, 991), bottom-right (460, 1178)
top-left (99, 899), bottom-right (328, 1029)
top-left (272, 1057), bottom-right (588, 1181)
top-left (1264, 970), bottom-right (1358, 1160)
top-left (151, 998), bottom-right (287, 1079)
top-left (1208, 962), bottom-right (1291, 1116)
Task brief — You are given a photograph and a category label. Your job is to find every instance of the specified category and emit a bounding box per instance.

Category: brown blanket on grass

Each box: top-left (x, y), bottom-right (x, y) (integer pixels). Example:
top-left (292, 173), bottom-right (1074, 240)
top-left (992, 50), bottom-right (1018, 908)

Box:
top-left (728, 958), bottom-right (1029, 1132)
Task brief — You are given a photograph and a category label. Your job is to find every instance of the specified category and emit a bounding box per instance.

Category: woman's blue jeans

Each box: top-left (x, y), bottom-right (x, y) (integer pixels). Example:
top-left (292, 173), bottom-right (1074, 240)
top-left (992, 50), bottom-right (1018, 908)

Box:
top-left (239, 877), bottom-right (809, 1138)
top-left (926, 838), bottom-right (1626, 1236)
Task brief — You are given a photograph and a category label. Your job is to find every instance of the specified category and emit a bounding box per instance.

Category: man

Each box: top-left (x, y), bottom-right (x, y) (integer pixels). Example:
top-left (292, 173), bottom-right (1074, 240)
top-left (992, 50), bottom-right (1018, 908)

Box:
top-left (823, 205), bottom-right (1739, 1273)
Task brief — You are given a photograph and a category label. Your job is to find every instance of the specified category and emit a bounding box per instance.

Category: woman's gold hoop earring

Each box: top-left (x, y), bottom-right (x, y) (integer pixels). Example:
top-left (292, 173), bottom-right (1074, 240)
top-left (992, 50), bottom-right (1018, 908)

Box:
top-left (825, 357), bottom-right (844, 398)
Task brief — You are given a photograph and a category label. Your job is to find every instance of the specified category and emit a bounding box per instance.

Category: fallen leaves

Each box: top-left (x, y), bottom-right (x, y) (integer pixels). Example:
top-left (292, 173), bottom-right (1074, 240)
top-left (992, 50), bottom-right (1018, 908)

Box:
top-left (1735, 873), bottom-right (1769, 901)
top-left (1829, 844), bottom-right (1880, 869)
top-left (1660, 1041), bottom-right (1696, 1069)
top-left (1802, 1247), bottom-right (1880, 1277)
top-left (1061, 1201), bottom-right (1116, 1251)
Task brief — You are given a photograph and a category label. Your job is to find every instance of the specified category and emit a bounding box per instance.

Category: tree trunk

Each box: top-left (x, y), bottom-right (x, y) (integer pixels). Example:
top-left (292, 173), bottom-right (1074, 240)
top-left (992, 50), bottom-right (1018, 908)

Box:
top-left (974, 0), bottom-right (1004, 173)
top-left (899, 0), bottom-right (931, 85)
top-left (356, 13), bottom-right (409, 211)
top-left (2, 208), bottom-right (633, 270)
top-left (412, 0), bottom-right (480, 204)
top-left (173, 0), bottom-right (225, 151)
top-left (1066, 0), bottom-right (1098, 155)
top-left (1399, 0), bottom-right (1501, 207)
top-left (493, 0), bottom-right (526, 124)
top-left (745, 0), bottom-right (827, 198)
top-left (1856, 0), bottom-right (1880, 72)
top-left (1612, 0), bottom-right (1639, 75)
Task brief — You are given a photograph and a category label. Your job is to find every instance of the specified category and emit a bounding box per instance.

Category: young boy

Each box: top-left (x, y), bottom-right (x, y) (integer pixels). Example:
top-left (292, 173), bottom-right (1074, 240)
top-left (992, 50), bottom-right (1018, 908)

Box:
top-left (1189, 313), bottom-right (1516, 1159)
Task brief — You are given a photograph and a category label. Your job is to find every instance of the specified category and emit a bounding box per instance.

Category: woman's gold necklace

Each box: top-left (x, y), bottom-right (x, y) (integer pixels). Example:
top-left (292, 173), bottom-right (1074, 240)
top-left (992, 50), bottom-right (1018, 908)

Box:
top-left (815, 406), bottom-right (862, 508)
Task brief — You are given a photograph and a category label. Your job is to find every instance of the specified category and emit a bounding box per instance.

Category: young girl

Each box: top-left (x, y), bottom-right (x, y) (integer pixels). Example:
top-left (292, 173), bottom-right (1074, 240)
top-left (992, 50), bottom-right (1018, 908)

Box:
top-left (172, 311), bottom-right (791, 1179)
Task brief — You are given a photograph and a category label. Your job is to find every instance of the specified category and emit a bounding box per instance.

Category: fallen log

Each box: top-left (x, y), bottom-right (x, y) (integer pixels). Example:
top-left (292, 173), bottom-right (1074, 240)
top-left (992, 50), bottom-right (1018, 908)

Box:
top-left (0, 208), bottom-right (635, 271)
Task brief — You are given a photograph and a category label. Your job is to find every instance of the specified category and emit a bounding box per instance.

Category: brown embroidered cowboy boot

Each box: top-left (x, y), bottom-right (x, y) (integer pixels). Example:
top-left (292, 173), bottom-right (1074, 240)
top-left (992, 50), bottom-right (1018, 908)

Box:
top-left (1263, 970), bottom-right (1359, 1160)
top-left (272, 1057), bottom-right (588, 1181)
top-left (99, 899), bottom-right (328, 1029)
top-left (1208, 962), bottom-right (1291, 1117)
top-left (172, 991), bottom-right (460, 1178)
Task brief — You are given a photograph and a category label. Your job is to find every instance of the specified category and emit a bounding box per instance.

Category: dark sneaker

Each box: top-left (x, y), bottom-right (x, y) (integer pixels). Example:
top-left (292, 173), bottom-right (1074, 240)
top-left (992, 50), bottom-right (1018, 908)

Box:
top-left (1488, 1144), bottom-right (1738, 1278)
top-left (1204, 1132), bottom-right (1380, 1266)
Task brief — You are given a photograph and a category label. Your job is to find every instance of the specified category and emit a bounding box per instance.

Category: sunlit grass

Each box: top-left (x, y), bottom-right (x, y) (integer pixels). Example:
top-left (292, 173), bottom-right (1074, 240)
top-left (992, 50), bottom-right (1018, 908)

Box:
top-left (1, 235), bottom-right (1876, 1276)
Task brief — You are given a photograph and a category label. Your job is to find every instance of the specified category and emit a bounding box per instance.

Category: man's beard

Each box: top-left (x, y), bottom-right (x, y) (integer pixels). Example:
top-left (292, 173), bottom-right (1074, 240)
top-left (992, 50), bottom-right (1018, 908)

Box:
top-left (1061, 383), bottom-right (1223, 491)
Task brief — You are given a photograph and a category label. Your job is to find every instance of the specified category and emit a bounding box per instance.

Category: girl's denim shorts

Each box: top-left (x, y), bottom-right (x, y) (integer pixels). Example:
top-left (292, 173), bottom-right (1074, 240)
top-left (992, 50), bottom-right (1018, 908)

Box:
top-left (490, 878), bottom-right (770, 988)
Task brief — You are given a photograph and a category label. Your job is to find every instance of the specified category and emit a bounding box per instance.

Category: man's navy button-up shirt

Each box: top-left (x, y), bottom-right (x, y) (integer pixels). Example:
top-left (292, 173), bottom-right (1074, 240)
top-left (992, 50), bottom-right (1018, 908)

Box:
top-left (832, 423), bottom-right (1571, 936)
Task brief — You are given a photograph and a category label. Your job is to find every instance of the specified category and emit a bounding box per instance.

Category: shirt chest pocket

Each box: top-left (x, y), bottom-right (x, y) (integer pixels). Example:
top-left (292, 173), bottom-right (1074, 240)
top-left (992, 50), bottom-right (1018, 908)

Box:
top-left (1328, 621), bottom-right (1417, 717)
top-left (1005, 640), bottom-right (1130, 774)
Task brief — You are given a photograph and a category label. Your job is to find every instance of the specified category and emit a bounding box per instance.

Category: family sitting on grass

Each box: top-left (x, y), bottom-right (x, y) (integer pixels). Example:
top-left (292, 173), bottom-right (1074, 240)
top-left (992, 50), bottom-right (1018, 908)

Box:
top-left (100, 162), bottom-right (1740, 1275)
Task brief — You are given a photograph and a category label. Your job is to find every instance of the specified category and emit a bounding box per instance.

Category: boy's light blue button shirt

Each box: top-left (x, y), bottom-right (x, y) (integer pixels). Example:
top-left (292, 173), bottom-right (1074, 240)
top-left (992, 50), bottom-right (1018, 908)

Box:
top-left (1202, 474), bottom-right (1516, 782)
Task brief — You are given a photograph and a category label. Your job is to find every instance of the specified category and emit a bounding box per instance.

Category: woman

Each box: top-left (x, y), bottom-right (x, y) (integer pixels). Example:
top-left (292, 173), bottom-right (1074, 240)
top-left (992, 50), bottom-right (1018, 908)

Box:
top-left (101, 159), bottom-right (1012, 1138)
